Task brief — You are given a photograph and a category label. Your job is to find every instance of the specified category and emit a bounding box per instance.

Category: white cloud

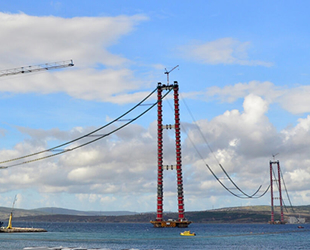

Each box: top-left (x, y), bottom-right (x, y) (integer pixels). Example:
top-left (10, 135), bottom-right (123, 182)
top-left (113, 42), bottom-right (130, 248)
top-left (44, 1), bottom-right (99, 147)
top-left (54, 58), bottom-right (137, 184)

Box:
top-left (0, 12), bottom-right (147, 68)
top-left (206, 80), bottom-right (279, 103)
top-left (1, 92), bottom-right (310, 211)
top-left (192, 80), bottom-right (310, 115)
top-left (279, 86), bottom-right (310, 114)
top-left (180, 38), bottom-right (273, 67)
top-left (0, 12), bottom-right (150, 103)
top-left (1, 12), bottom-right (310, 212)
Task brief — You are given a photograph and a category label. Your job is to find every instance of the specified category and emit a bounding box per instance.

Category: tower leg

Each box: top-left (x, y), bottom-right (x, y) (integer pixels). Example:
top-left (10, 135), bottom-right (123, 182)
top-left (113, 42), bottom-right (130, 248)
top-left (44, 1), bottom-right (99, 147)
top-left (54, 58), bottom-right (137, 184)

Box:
top-left (269, 161), bottom-right (274, 223)
top-left (277, 161), bottom-right (284, 223)
top-left (174, 84), bottom-right (185, 221)
top-left (156, 83), bottom-right (163, 221)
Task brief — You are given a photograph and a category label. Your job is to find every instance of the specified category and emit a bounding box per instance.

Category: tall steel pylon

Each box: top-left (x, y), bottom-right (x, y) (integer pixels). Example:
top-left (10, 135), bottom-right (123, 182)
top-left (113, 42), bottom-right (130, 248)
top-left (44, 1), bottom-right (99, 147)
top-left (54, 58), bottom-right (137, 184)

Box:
top-left (150, 81), bottom-right (191, 228)
top-left (269, 160), bottom-right (285, 224)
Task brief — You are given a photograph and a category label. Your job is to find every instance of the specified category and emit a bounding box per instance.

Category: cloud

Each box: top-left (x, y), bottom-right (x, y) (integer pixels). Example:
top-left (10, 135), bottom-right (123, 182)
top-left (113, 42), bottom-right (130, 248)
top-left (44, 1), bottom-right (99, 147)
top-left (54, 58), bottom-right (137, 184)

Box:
top-left (191, 80), bottom-right (310, 115)
top-left (0, 12), bottom-right (150, 103)
top-left (0, 12), bottom-right (309, 212)
top-left (0, 12), bottom-right (147, 68)
top-left (180, 38), bottom-right (273, 67)
top-left (1, 93), bottom-right (310, 211)
top-left (205, 81), bottom-right (279, 103)
top-left (279, 86), bottom-right (310, 114)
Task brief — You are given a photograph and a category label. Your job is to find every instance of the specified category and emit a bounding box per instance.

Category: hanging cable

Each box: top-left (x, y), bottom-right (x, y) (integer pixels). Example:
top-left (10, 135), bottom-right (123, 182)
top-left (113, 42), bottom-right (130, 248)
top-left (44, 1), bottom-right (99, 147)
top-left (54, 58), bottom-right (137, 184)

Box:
top-left (218, 163), bottom-right (263, 198)
top-left (180, 124), bottom-right (246, 198)
top-left (280, 168), bottom-right (295, 213)
top-left (178, 94), bottom-right (269, 199)
top-left (1, 88), bottom-right (172, 168)
top-left (271, 165), bottom-right (291, 214)
top-left (271, 167), bottom-right (287, 213)
top-left (0, 87), bottom-right (158, 165)
top-left (183, 124), bottom-right (269, 199)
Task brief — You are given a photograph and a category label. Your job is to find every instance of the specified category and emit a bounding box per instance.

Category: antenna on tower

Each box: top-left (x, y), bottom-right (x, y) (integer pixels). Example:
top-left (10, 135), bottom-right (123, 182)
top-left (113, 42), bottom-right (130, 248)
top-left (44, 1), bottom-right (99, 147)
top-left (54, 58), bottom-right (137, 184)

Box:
top-left (164, 65), bottom-right (179, 85)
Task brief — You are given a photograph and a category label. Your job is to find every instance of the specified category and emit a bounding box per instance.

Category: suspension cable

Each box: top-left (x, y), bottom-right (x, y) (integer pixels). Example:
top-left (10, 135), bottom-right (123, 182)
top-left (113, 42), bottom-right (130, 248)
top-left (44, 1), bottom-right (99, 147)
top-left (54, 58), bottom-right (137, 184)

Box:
top-left (280, 168), bottom-right (295, 213)
top-left (179, 94), bottom-right (269, 199)
top-left (1, 89), bottom-right (172, 168)
top-left (0, 87), bottom-right (158, 165)
top-left (3, 89), bottom-right (171, 168)
top-left (183, 124), bottom-right (265, 199)
top-left (218, 163), bottom-right (263, 198)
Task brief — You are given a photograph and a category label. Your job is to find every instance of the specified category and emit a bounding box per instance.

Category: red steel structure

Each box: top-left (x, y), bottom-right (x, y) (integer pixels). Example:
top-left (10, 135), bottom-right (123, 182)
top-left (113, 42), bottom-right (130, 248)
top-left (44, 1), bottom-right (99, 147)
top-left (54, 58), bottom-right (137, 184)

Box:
top-left (269, 160), bottom-right (285, 224)
top-left (150, 81), bottom-right (190, 228)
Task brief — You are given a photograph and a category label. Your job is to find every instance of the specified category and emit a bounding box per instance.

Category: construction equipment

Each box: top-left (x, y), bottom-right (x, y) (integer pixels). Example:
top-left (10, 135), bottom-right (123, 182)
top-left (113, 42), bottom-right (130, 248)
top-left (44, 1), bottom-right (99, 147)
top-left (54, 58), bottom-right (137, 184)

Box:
top-left (7, 195), bottom-right (17, 229)
top-left (0, 59), bottom-right (74, 78)
top-left (164, 65), bottom-right (179, 85)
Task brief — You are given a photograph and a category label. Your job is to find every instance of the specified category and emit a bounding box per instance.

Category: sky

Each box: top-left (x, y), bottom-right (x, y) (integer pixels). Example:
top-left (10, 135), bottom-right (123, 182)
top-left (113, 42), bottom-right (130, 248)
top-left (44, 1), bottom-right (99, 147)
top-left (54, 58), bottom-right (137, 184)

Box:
top-left (0, 0), bottom-right (310, 214)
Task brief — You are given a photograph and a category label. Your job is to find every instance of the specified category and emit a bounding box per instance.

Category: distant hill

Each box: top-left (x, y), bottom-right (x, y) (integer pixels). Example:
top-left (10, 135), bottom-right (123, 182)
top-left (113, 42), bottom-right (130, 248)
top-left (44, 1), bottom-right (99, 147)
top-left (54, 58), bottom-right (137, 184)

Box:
top-left (33, 207), bottom-right (137, 216)
top-left (0, 209), bottom-right (275, 224)
top-left (0, 206), bottom-right (136, 221)
top-left (0, 206), bottom-right (48, 221)
top-left (1, 205), bottom-right (309, 224)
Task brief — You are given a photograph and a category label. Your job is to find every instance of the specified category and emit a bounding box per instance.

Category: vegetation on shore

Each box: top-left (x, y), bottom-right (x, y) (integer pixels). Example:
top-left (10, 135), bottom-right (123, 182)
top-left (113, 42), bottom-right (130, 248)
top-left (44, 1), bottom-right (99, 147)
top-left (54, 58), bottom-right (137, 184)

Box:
top-left (0, 205), bottom-right (308, 224)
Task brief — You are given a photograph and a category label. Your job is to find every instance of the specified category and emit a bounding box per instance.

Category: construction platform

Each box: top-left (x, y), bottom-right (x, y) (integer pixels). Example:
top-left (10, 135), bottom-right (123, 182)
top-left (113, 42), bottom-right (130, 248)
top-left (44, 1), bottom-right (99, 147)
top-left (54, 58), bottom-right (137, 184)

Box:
top-left (268, 221), bottom-right (286, 224)
top-left (150, 220), bottom-right (191, 228)
top-left (0, 227), bottom-right (47, 233)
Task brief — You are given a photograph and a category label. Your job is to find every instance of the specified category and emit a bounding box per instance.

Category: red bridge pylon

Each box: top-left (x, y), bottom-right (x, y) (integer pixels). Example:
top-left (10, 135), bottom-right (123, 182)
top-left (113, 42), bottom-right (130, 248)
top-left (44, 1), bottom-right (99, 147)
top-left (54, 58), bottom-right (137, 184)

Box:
top-left (150, 81), bottom-right (191, 228)
top-left (269, 160), bottom-right (285, 224)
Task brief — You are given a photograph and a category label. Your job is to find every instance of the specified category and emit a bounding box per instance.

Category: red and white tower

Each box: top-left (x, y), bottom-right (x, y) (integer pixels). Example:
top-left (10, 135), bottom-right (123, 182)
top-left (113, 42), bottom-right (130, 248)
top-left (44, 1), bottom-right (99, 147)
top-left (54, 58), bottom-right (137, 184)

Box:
top-left (151, 81), bottom-right (191, 228)
top-left (269, 160), bottom-right (285, 224)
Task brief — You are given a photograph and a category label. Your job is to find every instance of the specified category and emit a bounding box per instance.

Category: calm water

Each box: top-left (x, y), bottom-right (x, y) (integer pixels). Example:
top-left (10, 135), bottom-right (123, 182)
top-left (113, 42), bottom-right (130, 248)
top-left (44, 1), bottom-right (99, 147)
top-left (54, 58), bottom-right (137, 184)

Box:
top-left (0, 221), bottom-right (309, 249)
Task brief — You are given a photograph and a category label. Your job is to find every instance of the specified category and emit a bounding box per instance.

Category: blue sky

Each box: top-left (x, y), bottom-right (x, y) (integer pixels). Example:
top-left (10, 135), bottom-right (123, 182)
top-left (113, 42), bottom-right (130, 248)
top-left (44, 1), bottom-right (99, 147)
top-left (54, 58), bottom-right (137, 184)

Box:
top-left (0, 1), bottom-right (310, 214)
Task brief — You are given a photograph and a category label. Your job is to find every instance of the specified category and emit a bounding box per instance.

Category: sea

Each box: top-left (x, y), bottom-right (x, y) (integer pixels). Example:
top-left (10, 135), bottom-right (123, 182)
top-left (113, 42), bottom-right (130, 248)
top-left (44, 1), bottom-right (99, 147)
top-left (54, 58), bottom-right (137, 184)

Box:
top-left (0, 222), bottom-right (309, 250)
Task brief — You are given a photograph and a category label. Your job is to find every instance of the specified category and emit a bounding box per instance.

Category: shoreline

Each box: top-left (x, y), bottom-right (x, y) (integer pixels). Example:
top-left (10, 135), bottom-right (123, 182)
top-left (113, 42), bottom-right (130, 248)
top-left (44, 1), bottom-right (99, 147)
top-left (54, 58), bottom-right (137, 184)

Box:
top-left (0, 227), bottom-right (47, 233)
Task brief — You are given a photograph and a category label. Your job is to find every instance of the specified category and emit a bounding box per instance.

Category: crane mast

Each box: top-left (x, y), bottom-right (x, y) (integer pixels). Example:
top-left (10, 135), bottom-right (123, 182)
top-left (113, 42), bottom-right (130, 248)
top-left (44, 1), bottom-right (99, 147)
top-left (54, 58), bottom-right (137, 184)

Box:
top-left (164, 65), bottom-right (179, 85)
top-left (0, 59), bottom-right (74, 78)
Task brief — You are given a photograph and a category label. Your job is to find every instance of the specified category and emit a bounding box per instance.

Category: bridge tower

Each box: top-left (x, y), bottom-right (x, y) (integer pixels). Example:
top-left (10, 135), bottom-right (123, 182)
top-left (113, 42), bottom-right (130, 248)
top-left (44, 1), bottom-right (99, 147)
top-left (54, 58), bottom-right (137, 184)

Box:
top-left (269, 160), bottom-right (285, 224)
top-left (150, 81), bottom-right (191, 228)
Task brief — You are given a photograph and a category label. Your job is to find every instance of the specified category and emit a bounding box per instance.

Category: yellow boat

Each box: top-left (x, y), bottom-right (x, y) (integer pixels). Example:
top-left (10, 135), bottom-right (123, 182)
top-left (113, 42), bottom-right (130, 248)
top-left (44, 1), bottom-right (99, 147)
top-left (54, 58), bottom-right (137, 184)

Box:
top-left (180, 230), bottom-right (196, 236)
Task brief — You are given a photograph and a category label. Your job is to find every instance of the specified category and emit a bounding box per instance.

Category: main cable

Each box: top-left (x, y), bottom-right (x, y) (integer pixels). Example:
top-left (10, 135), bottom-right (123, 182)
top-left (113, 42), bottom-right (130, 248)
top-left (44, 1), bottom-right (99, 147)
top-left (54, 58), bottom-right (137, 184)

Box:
top-left (179, 94), bottom-right (269, 198)
top-left (280, 168), bottom-right (295, 213)
top-left (0, 87), bottom-right (158, 165)
top-left (2, 89), bottom-right (172, 168)
top-left (183, 124), bottom-right (262, 199)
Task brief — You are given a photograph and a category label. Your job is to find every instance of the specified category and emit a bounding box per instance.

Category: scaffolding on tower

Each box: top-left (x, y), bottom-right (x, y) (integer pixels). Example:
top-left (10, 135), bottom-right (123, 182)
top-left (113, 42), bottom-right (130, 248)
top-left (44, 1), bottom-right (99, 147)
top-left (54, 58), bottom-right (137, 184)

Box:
top-left (150, 80), bottom-right (191, 228)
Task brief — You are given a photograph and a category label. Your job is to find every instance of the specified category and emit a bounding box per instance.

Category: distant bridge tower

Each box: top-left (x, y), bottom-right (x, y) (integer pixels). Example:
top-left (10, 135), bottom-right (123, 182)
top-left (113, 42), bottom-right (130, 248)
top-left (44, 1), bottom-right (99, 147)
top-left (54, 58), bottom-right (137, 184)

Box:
top-left (269, 160), bottom-right (285, 224)
top-left (150, 81), bottom-right (191, 228)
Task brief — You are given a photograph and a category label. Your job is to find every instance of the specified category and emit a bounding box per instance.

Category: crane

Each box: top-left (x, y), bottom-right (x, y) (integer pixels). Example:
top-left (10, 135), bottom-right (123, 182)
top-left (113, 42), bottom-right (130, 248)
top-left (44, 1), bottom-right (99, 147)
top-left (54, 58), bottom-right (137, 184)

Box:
top-left (6, 195), bottom-right (17, 229)
top-left (0, 59), bottom-right (74, 78)
top-left (0, 60), bottom-right (74, 165)
top-left (164, 65), bottom-right (179, 85)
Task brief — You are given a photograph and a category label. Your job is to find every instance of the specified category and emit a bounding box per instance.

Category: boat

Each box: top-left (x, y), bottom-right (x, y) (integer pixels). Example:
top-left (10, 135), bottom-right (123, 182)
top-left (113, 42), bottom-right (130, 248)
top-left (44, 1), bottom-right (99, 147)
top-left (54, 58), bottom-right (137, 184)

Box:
top-left (180, 230), bottom-right (196, 236)
top-left (298, 225), bottom-right (304, 229)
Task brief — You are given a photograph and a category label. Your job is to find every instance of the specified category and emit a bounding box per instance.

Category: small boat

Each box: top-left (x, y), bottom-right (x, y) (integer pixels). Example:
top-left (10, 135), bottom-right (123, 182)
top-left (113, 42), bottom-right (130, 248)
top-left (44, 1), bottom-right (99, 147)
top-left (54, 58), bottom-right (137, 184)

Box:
top-left (180, 230), bottom-right (196, 236)
top-left (298, 225), bottom-right (304, 229)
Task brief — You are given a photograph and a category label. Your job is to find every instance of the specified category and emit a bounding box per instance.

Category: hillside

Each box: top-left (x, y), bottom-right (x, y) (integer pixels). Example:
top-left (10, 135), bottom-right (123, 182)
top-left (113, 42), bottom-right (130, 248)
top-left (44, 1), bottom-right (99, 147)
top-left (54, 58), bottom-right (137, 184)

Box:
top-left (0, 205), bottom-right (308, 224)
top-left (0, 206), bottom-right (48, 221)
top-left (33, 207), bottom-right (137, 216)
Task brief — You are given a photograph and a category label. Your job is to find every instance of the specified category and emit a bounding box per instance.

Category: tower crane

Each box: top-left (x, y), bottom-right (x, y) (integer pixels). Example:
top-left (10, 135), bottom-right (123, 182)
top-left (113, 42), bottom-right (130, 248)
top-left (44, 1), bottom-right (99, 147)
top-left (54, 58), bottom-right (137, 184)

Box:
top-left (164, 65), bottom-right (179, 85)
top-left (0, 59), bottom-right (74, 78)
top-left (0, 60), bottom-right (73, 167)
top-left (6, 195), bottom-right (17, 229)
